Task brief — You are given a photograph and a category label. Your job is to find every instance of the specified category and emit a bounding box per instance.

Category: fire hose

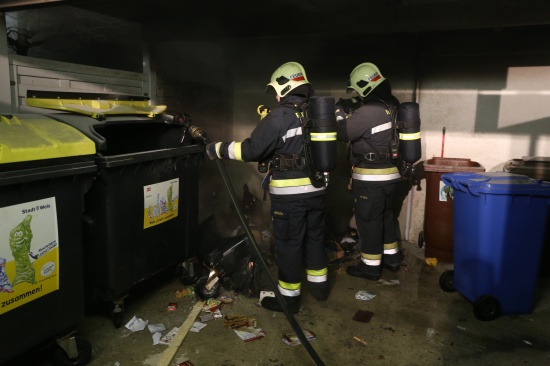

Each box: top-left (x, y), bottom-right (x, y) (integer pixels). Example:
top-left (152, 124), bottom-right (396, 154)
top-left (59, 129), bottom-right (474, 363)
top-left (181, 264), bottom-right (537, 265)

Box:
top-left (189, 125), bottom-right (326, 366)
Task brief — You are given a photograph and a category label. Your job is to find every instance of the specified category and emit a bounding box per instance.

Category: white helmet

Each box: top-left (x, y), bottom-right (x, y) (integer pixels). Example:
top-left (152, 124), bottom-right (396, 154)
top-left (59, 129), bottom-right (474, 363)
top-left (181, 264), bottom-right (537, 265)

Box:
top-left (347, 62), bottom-right (385, 97)
top-left (266, 62), bottom-right (310, 97)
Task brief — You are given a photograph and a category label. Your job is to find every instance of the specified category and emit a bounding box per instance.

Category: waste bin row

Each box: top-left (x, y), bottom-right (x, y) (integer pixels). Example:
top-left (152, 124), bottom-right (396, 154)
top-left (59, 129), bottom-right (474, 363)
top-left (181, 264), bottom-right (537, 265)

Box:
top-left (0, 112), bottom-right (204, 365)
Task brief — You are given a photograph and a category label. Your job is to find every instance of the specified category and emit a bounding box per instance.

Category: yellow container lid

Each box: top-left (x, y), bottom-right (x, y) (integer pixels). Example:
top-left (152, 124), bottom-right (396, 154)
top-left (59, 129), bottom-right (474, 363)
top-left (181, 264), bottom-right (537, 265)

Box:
top-left (0, 114), bottom-right (96, 164)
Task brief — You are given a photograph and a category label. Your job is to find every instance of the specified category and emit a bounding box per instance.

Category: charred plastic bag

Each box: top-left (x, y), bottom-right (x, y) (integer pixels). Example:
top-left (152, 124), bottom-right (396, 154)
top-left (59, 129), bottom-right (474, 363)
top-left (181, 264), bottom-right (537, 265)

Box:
top-left (184, 216), bottom-right (263, 299)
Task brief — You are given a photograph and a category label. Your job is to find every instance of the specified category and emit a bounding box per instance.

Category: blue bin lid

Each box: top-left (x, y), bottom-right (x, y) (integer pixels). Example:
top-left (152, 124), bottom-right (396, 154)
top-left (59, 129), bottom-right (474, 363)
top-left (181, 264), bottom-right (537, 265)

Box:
top-left (441, 172), bottom-right (526, 192)
top-left (466, 176), bottom-right (550, 197)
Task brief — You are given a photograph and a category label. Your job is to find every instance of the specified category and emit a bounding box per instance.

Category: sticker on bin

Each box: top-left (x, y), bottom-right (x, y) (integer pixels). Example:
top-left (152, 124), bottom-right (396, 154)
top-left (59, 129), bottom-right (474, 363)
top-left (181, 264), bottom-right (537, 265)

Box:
top-left (439, 181), bottom-right (452, 201)
top-left (0, 197), bottom-right (59, 315)
top-left (144, 178), bottom-right (180, 229)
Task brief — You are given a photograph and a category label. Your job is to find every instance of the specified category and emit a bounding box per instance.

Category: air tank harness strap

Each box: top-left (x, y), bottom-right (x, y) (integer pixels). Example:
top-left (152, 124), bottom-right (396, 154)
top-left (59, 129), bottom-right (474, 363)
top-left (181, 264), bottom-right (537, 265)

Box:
top-left (353, 151), bottom-right (392, 164)
top-left (270, 152), bottom-right (304, 171)
top-left (354, 138), bottom-right (392, 164)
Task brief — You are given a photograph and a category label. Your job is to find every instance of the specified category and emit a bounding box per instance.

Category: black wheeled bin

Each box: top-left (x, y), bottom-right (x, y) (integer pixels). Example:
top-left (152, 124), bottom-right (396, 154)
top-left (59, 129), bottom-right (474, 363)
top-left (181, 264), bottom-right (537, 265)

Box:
top-left (0, 114), bottom-right (96, 365)
top-left (505, 156), bottom-right (550, 276)
top-left (26, 91), bottom-right (205, 327)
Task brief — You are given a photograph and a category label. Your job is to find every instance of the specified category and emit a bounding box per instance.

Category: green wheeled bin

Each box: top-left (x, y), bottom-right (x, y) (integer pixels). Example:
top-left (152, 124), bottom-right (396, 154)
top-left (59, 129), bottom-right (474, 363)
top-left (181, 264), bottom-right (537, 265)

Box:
top-left (0, 114), bottom-right (96, 365)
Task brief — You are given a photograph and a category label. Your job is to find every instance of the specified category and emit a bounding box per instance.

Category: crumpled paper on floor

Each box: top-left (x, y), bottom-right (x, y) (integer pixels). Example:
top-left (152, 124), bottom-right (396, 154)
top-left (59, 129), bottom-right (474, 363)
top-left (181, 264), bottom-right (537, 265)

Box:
top-left (125, 315), bottom-right (148, 332)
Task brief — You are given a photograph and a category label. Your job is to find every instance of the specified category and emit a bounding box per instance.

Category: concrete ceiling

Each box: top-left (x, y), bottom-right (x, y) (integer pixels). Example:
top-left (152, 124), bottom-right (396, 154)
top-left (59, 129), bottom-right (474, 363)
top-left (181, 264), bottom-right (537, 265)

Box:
top-left (2, 0), bottom-right (550, 41)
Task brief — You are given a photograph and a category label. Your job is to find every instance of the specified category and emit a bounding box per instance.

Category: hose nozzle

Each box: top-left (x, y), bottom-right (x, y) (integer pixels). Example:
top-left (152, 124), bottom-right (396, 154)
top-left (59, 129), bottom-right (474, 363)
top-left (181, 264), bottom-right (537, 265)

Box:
top-left (189, 125), bottom-right (209, 144)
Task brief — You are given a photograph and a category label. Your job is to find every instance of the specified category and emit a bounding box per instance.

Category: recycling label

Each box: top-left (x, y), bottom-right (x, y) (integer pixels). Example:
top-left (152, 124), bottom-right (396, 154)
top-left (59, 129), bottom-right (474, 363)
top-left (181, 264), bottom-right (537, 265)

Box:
top-left (0, 197), bottom-right (59, 315)
top-left (143, 178), bottom-right (180, 229)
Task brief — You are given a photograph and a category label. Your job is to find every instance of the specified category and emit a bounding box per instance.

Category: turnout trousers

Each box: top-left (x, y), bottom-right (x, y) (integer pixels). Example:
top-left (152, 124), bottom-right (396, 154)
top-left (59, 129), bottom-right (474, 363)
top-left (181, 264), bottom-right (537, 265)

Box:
top-left (352, 180), bottom-right (399, 268)
top-left (270, 194), bottom-right (327, 297)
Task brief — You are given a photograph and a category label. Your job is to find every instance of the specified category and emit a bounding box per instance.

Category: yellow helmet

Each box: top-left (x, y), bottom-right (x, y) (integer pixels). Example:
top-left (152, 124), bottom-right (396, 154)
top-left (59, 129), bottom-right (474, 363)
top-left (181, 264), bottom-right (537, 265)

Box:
top-left (266, 62), bottom-right (310, 97)
top-left (347, 62), bottom-right (385, 97)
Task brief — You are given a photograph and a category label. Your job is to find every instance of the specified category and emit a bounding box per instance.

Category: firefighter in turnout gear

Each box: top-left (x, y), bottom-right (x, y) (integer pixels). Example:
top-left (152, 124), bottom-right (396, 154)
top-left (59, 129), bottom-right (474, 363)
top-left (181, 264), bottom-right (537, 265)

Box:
top-left (336, 62), bottom-right (404, 281)
top-left (206, 62), bottom-right (329, 313)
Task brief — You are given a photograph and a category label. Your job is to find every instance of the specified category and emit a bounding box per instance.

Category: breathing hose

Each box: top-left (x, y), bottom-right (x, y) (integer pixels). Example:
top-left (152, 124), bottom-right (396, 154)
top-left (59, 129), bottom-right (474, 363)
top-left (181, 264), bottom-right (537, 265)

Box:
top-left (189, 125), bottom-right (325, 366)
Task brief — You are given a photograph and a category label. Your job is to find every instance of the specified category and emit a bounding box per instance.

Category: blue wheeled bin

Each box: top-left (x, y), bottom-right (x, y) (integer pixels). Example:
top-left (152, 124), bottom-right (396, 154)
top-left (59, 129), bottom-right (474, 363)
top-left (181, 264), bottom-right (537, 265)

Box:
top-left (440, 172), bottom-right (550, 320)
top-left (0, 114), bottom-right (96, 365)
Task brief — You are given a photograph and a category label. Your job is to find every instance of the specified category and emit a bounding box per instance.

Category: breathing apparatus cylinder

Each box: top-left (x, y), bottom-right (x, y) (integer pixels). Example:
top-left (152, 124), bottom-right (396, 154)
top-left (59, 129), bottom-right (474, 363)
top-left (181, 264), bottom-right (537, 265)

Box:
top-left (397, 102), bottom-right (421, 165)
top-left (308, 96), bottom-right (337, 172)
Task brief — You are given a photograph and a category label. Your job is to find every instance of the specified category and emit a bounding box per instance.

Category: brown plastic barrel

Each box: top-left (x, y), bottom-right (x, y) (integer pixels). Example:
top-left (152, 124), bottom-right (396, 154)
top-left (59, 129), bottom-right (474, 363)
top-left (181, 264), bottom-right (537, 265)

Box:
top-left (422, 158), bottom-right (485, 263)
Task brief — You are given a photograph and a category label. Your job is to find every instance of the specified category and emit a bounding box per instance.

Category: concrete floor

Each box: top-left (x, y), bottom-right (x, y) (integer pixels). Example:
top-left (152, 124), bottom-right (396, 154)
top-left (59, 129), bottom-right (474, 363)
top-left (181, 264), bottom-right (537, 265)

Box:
top-left (10, 240), bottom-right (550, 366)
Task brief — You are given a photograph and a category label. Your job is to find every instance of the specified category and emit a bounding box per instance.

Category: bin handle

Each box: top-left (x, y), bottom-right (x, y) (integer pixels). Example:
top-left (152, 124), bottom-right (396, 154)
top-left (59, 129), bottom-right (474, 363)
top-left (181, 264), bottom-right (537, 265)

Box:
top-left (467, 183), bottom-right (483, 197)
top-left (451, 179), bottom-right (470, 193)
top-left (441, 176), bottom-right (462, 192)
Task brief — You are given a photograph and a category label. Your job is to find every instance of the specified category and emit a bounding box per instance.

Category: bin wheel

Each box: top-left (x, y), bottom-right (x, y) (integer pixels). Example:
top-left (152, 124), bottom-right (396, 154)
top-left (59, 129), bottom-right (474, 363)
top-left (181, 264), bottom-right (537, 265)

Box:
top-left (52, 336), bottom-right (92, 366)
top-left (195, 276), bottom-right (221, 299)
top-left (473, 295), bottom-right (501, 321)
top-left (418, 231), bottom-right (424, 248)
top-left (439, 270), bottom-right (455, 292)
top-left (178, 260), bottom-right (203, 286)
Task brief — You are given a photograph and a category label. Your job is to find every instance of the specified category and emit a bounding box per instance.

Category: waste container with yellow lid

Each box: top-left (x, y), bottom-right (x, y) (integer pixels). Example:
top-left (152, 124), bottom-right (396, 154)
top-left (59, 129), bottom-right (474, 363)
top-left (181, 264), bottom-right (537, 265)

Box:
top-left (26, 90), bottom-right (205, 328)
top-left (0, 114), bottom-right (96, 365)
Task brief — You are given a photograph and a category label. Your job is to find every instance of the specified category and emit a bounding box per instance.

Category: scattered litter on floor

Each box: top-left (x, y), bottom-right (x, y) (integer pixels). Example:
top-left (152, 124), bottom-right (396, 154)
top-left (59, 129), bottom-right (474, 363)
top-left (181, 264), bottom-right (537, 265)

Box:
top-left (219, 295), bottom-right (235, 304)
top-left (523, 340), bottom-right (532, 346)
top-left (426, 328), bottom-right (436, 339)
top-left (167, 302), bottom-right (178, 311)
top-left (377, 279), bottom-right (400, 286)
top-left (425, 257), bottom-right (438, 266)
top-left (355, 290), bottom-right (376, 301)
top-left (175, 287), bottom-right (194, 298)
top-left (353, 336), bottom-right (368, 346)
top-left (159, 327), bottom-right (179, 345)
top-left (190, 321), bottom-right (207, 332)
top-left (148, 323), bottom-right (167, 333)
top-left (203, 298), bottom-right (222, 312)
top-left (177, 362), bottom-right (194, 366)
top-left (233, 325), bottom-right (266, 342)
top-left (224, 314), bottom-right (257, 329)
top-left (352, 310), bottom-right (374, 323)
top-left (125, 315), bottom-right (148, 331)
top-left (282, 329), bottom-right (316, 346)
top-left (199, 313), bottom-right (215, 322)
top-left (202, 298), bottom-right (223, 319)
top-left (457, 326), bottom-right (466, 331)
top-left (152, 332), bottom-right (162, 345)
top-left (147, 323), bottom-right (166, 346)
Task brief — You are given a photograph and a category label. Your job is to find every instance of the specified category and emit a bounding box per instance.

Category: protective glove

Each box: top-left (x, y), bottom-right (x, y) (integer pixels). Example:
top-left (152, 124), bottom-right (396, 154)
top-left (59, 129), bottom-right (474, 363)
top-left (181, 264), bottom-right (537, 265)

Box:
top-left (336, 97), bottom-right (362, 114)
top-left (257, 105), bottom-right (271, 120)
top-left (205, 142), bottom-right (222, 160)
top-left (335, 110), bottom-right (346, 121)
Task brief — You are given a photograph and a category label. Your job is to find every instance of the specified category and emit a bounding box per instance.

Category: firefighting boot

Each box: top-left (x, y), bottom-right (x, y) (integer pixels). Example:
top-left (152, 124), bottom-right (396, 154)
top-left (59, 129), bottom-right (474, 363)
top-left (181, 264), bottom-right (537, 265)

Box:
top-left (261, 294), bottom-right (300, 314)
top-left (346, 261), bottom-right (381, 281)
top-left (383, 251), bottom-right (404, 272)
top-left (308, 281), bottom-right (330, 301)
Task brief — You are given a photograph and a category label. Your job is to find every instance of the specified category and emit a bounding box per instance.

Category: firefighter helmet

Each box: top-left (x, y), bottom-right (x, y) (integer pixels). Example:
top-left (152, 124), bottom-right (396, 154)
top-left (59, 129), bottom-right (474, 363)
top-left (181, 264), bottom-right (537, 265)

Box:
top-left (266, 62), bottom-right (310, 97)
top-left (347, 62), bottom-right (386, 97)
